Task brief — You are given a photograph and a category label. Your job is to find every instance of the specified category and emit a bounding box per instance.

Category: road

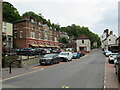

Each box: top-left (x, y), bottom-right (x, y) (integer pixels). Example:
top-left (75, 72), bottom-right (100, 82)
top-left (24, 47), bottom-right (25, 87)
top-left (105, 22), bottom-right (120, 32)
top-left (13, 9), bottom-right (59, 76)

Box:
top-left (2, 49), bottom-right (105, 88)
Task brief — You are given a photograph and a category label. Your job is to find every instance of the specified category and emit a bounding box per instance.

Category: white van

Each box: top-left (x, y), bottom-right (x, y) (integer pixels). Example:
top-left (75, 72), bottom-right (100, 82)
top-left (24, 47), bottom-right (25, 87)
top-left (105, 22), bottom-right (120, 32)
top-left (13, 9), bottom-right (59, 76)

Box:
top-left (58, 52), bottom-right (73, 62)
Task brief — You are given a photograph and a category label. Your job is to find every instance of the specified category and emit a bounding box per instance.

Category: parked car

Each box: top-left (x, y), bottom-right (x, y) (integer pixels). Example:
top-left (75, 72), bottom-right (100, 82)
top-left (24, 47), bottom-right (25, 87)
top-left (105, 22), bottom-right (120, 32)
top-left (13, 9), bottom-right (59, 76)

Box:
top-left (17, 48), bottom-right (36, 56)
top-left (108, 53), bottom-right (118, 64)
top-left (59, 49), bottom-right (64, 52)
top-left (103, 50), bottom-right (109, 55)
top-left (105, 51), bottom-right (112, 57)
top-left (40, 54), bottom-right (60, 65)
top-left (79, 52), bottom-right (85, 56)
top-left (34, 48), bottom-right (42, 55)
top-left (114, 54), bottom-right (120, 82)
top-left (44, 49), bottom-right (51, 54)
top-left (72, 52), bottom-right (81, 59)
top-left (52, 49), bottom-right (60, 53)
top-left (58, 52), bottom-right (73, 62)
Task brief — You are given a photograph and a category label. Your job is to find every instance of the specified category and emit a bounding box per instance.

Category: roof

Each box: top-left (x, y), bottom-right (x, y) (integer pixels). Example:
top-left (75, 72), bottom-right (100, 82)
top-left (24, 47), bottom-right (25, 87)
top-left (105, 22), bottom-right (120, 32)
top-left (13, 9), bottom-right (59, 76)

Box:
top-left (77, 34), bottom-right (89, 39)
top-left (13, 19), bottom-right (30, 24)
top-left (116, 36), bottom-right (120, 40)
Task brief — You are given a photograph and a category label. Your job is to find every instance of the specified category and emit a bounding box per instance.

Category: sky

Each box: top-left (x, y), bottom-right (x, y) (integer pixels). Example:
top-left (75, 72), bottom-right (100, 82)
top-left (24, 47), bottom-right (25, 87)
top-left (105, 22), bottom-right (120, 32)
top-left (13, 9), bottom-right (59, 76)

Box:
top-left (4, 0), bottom-right (119, 36)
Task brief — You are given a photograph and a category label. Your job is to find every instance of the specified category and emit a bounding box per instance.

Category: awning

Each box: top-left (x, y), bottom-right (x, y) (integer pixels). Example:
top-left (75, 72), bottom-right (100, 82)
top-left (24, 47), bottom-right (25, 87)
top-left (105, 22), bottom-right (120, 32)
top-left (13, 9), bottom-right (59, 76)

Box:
top-left (30, 44), bottom-right (39, 47)
top-left (45, 45), bottom-right (51, 47)
top-left (52, 46), bottom-right (56, 47)
top-left (39, 45), bottom-right (45, 47)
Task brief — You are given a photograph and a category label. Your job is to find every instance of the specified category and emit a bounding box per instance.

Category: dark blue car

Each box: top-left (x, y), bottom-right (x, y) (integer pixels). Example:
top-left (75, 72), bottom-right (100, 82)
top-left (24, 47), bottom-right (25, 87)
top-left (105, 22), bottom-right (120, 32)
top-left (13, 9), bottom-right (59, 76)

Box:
top-left (72, 52), bottom-right (81, 59)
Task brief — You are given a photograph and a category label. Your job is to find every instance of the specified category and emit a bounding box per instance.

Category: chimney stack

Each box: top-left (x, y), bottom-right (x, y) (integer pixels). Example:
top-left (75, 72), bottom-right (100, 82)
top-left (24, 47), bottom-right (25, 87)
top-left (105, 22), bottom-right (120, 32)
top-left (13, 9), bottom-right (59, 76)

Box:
top-left (110, 31), bottom-right (113, 35)
top-left (104, 29), bottom-right (109, 38)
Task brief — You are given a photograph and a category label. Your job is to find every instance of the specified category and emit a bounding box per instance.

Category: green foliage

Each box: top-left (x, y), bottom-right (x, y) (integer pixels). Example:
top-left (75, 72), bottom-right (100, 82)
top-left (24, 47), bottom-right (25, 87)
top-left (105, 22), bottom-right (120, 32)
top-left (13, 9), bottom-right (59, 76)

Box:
top-left (2, 35), bottom-right (6, 41)
top-left (3, 2), bottom-right (22, 22)
top-left (60, 24), bottom-right (101, 47)
top-left (59, 37), bottom-right (68, 44)
top-left (22, 11), bottom-right (48, 24)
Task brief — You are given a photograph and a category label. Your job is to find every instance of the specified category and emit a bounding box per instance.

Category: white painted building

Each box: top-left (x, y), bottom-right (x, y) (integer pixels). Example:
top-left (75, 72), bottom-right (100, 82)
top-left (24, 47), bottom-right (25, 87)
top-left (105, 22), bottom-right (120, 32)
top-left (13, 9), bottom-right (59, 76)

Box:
top-left (101, 29), bottom-right (118, 51)
top-left (76, 35), bottom-right (91, 53)
top-left (2, 21), bottom-right (13, 48)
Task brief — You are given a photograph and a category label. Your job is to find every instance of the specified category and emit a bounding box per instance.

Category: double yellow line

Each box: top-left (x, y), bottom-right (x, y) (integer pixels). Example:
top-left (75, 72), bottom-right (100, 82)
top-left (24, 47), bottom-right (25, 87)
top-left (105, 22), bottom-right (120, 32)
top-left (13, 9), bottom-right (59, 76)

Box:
top-left (61, 85), bottom-right (70, 88)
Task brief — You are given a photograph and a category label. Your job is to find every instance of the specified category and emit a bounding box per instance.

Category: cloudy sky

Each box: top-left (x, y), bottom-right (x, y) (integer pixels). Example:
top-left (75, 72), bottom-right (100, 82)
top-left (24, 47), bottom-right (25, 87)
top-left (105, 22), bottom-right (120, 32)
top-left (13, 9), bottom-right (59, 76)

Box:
top-left (4, 0), bottom-right (119, 36)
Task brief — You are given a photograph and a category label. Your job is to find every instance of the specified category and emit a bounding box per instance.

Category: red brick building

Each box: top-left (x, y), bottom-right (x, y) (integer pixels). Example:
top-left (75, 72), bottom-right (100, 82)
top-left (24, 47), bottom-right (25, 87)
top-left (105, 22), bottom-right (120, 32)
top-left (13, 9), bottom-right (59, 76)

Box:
top-left (13, 17), bottom-right (60, 49)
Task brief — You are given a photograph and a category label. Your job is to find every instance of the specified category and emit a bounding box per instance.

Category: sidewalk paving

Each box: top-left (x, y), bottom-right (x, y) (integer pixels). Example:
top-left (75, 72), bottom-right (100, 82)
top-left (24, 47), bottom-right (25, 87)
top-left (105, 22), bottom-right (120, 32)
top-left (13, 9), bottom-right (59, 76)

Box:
top-left (2, 64), bottom-right (40, 80)
top-left (104, 57), bottom-right (120, 89)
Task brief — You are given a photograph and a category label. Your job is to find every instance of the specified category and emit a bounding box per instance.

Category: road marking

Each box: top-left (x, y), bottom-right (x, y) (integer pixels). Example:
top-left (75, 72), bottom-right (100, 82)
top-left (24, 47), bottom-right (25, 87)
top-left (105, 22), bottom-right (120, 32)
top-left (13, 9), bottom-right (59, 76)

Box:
top-left (61, 86), bottom-right (66, 88)
top-left (61, 85), bottom-right (70, 88)
top-left (2, 69), bottom-right (43, 82)
top-left (65, 86), bottom-right (69, 88)
top-left (104, 58), bottom-right (107, 89)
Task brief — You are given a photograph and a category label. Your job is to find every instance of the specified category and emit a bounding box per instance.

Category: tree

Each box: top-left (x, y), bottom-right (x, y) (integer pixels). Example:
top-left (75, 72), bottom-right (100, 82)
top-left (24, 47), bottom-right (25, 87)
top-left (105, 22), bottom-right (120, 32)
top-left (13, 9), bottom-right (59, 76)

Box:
top-left (59, 24), bottom-right (101, 47)
top-left (3, 2), bottom-right (22, 22)
top-left (59, 37), bottom-right (68, 44)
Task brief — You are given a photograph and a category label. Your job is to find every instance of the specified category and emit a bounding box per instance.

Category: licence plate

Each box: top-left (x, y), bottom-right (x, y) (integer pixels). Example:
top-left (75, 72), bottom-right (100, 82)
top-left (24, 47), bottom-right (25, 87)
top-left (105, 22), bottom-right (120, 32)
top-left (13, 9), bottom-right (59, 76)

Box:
top-left (42, 62), bottom-right (45, 63)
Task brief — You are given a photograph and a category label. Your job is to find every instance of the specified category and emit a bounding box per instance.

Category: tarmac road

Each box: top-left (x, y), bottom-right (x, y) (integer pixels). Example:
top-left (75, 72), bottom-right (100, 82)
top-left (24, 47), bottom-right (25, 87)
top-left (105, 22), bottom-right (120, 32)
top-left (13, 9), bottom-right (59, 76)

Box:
top-left (2, 49), bottom-right (105, 88)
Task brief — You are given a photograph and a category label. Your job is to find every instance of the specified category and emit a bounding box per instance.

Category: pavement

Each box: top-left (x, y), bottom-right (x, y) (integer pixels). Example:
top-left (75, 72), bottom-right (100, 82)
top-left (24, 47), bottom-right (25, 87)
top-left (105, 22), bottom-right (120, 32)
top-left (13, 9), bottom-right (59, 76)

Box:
top-left (104, 56), bottom-right (120, 89)
top-left (1, 49), bottom-right (119, 89)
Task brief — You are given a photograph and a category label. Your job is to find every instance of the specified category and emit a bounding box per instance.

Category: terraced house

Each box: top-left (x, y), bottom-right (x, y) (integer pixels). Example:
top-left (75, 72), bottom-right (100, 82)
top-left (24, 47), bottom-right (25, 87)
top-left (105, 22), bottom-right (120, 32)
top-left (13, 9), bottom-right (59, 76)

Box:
top-left (2, 21), bottom-right (13, 49)
top-left (13, 16), bottom-right (60, 49)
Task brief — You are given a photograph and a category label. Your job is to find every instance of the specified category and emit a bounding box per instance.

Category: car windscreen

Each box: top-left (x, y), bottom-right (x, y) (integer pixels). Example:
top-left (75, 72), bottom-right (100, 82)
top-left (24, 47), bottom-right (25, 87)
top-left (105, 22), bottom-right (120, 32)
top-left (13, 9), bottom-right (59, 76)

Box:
top-left (73, 53), bottom-right (77, 55)
top-left (43, 54), bottom-right (56, 58)
top-left (60, 53), bottom-right (69, 55)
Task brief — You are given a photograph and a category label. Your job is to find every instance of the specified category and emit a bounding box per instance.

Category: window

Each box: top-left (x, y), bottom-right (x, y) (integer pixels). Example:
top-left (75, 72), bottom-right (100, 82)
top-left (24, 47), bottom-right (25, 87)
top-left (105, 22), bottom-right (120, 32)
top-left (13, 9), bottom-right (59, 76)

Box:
top-left (39, 33), bottom-right (41, 39)
top-left (82, 40), bottom-right (84, 43)
top-left (4, 22), bottom-right (7, 26)
top-left (3, 27), bottom-right (6, 32)
top-left (109, 39), bottom-right (111, 41)
top-left (31, 32), bottom-right (35, 38)
top-left (20, 31), bottom-right (23, 38)
top-left (9, 38), bottom-right (11, 41)
top-left (14, 32), bottom-right (17, 38)
top-left (45, 35), bottom-right (48, 40)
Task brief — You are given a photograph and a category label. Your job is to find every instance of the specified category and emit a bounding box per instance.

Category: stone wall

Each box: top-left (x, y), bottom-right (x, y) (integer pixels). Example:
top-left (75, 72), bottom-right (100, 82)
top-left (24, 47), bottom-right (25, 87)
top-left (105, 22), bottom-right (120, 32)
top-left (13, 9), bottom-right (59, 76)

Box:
top-left (21, 57), bottom-right (40, 67)
top-left (3, 55), bottom-right (42, 68)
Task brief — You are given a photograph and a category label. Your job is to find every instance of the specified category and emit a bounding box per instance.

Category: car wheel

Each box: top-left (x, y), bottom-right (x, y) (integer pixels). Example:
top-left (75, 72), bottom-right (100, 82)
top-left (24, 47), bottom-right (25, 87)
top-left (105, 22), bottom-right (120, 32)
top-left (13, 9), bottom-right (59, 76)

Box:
top-left (108, 60), bottom-right (111, 63)
top-left (116, 70), bottom-right (117, 74)
top-left (50, 60), bottom-right (53, 65)
top-left (66, 59), bottom-right (68, 62)
top-left (40, 63), bottom-right (43, 65)
top-left (118, 69), bottom-right (120, 82)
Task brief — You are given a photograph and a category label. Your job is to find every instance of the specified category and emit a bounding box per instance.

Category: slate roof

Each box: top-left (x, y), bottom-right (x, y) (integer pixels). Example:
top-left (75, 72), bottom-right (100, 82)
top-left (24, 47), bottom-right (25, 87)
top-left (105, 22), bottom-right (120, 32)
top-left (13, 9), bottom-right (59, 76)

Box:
top-left (77, 34), bottom-right (89, 39)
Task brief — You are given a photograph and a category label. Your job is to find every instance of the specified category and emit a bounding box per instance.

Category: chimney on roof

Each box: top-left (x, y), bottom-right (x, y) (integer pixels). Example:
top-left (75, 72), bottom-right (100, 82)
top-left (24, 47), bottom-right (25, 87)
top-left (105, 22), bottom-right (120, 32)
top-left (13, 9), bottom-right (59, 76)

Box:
top-left (110, 31), bottom-right (113, 35)
top-left (104, 29), bottom-right (109, 38)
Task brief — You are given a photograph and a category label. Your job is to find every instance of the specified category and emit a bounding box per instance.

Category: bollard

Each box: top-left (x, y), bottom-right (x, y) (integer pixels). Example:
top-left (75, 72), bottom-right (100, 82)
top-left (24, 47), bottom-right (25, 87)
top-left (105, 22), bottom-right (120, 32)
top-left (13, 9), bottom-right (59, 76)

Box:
top-left (9, 61), bottom-right (15, 73)
top-left (9, 62), bottom-right (12, 73)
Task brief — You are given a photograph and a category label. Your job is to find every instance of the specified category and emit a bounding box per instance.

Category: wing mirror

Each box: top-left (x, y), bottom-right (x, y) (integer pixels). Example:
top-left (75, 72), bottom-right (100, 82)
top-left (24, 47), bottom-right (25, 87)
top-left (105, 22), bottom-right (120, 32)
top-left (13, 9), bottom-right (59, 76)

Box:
top-left (116, 61), bottom-right (119, 65)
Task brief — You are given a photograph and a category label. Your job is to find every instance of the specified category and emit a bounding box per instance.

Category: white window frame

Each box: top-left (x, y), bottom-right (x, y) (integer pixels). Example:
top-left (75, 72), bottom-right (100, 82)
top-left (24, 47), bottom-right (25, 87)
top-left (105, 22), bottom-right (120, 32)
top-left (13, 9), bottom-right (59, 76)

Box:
top-left (20, 31), bottom-right (23, 38)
